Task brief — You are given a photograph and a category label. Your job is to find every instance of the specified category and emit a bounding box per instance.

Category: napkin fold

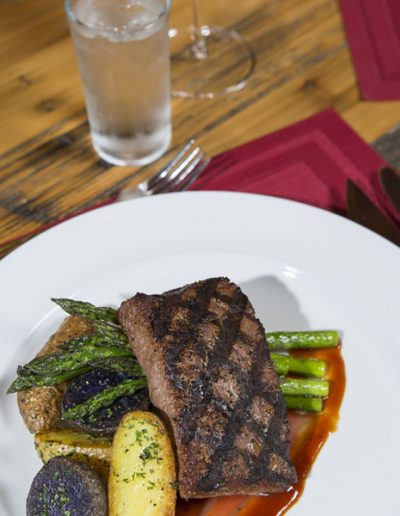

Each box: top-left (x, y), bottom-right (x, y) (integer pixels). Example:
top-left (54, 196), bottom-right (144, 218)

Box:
top-left (338, 0), bottom-right (400, 100)
top-left (0, 109), bottom-right (393, 258)
top-left (191, 109), bottom-right (386, 214)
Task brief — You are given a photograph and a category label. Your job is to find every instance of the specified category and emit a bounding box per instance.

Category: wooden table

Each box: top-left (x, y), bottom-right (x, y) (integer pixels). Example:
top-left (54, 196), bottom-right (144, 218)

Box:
top-left (1, 0), bottom-right (400, 251)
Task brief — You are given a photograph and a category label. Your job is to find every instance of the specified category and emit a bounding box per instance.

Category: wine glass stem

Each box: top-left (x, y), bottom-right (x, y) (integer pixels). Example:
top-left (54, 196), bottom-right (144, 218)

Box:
top-left (191, 0), bottom-right (208, 59)
top-left (192, 0), bottom-right (202, 30)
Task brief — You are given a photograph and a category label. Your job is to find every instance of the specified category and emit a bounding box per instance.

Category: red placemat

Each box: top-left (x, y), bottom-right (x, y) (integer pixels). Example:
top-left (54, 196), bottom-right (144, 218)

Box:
top-left (191, 109), bottom-right (386, 213)
top-left (0, 109), bottom-right (391, 258)
top-left (338, 0), bottom-right (400, 100)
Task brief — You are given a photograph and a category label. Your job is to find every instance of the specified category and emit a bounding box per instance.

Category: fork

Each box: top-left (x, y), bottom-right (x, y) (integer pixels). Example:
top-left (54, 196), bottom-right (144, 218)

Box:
top-left (117, 139), bottom-right (210, 201)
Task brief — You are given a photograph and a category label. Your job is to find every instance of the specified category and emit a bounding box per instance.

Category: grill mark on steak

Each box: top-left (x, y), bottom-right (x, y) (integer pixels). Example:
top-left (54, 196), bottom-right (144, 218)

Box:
top-left (178, 288), bottom-right (248, 446)
top-left (215, 339), bottom-right (291, 490)
top-left (196, 309), bottom-right (265, 492)
top-left (118, 277), bottom-right (297, 498)
top-left (244, 339), bottom-right (292, 486)
top-left (155, 278), bottom-right (220, 395)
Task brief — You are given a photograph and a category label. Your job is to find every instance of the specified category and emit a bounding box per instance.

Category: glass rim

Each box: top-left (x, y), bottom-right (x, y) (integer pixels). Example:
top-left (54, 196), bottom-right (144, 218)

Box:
top-left (65, 0), bottom-right (171, 34)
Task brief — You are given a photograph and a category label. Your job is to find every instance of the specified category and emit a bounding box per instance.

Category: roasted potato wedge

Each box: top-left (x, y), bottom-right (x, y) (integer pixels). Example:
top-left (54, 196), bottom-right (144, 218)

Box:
top-left (109, 411), bottom-right (176, 516)
top-left (18, 316), bottom-right (95, 434)
top-left (34, 428), bottom-right (112, 482)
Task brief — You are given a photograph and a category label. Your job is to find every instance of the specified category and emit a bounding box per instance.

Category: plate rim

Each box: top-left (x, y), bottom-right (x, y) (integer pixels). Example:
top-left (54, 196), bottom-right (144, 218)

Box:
top-left (2, 191), bottom-right (400, 265)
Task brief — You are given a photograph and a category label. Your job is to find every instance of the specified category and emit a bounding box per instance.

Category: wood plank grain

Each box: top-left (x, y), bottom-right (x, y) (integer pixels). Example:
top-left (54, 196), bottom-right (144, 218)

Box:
top-left (0, 1), bottom-right (69, 68)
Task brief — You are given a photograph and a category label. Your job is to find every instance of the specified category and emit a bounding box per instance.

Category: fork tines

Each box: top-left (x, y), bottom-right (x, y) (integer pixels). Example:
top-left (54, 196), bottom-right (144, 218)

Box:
top-left (147, 139), bottom-right (209, 194)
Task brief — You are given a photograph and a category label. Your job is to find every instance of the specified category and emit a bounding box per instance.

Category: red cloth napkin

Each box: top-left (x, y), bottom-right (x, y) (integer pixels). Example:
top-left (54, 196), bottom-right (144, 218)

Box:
top-left (0, 109), bottom-right (392, 258)
top-left (191, 108), bottom-right (386, 214)
top-left (338, 0), bottom-right (400, 100)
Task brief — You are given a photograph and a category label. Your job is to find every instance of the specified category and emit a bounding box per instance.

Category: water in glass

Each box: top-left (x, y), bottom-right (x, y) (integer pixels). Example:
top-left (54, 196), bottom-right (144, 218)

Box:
top-left (68, 0), bottom-right (171, 166)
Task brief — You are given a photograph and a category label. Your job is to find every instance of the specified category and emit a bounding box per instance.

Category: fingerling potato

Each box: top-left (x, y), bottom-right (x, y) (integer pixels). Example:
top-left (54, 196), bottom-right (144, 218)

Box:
top-left (109, 411), bottom-right (176, 516)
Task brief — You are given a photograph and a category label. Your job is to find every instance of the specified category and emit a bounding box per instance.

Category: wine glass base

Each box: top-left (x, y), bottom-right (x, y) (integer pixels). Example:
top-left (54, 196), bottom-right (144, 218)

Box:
top-left (169, 25), bottom-right (255, 99)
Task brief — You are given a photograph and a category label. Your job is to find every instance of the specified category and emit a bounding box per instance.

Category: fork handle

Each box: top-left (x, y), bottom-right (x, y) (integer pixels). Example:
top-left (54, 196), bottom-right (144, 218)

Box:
top-left (117, 186), bottom-right (148, 202)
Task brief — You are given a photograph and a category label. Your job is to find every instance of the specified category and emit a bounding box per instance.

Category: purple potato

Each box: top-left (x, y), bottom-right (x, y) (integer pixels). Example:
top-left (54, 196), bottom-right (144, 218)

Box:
top-left (61, 368), bottom-right (149, 437)
top-left (26, 456), bottom-right (107, 516)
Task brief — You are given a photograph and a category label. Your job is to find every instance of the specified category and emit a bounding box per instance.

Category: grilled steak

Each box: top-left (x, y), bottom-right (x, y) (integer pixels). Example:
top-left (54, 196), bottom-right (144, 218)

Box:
top-left (118, 277), bottom-right (297, 498)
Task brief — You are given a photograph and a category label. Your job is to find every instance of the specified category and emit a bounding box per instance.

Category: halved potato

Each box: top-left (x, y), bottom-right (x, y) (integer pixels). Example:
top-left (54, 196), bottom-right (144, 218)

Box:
top-left (27, 456), bottom-right (107, 516)
top-left (109, 411), bottom-right (176, 516)
top-left (34, 428), bottom-right (112, 482)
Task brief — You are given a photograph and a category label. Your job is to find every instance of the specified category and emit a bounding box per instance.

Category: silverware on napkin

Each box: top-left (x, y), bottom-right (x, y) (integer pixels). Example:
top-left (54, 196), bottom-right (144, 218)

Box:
top-left (346, 179), bottom-right (400, 246)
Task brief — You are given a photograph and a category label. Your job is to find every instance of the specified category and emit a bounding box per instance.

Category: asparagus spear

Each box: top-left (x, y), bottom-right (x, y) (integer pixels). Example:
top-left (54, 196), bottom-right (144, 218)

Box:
top-left (57, 323), bottom-right (129, 353)
top-left (286, 355), bottom-right (326, 377)
top-left (7, 366), bottom-right (91, 393)
top-left (280, 378), bottom-right (329, 397)
top-left (271, 353), bottom-right (326, 378)
top-left (52, 298), bottom-right (118, 323)
top-left (8, 356), bottom-right (144, 393)
top-left (19, 345), bottom-right (133, 376)
top-left (270, 354), bottom-right (289, 376)
top-left (58, 334), bottom-right (111, 352)
top-left (62, 377), bottom-right (148, 421)
top-left (92, 320), bottom-right (129, 347)
top-left (93, 357), bottom-right (144, 377)
top-left (267, 330), bottom-right (340, 350)
top-left (284, 395), bottom-right (323, 413)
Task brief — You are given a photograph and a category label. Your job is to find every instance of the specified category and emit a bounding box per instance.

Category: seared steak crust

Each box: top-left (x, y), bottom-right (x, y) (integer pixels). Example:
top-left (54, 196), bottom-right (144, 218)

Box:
top-left (118, 277), bottom-right (297, 498)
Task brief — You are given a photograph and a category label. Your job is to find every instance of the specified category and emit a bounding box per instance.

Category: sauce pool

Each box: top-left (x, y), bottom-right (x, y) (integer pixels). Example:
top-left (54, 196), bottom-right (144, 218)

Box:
top-left (176, 347), bottom-right (346, 516)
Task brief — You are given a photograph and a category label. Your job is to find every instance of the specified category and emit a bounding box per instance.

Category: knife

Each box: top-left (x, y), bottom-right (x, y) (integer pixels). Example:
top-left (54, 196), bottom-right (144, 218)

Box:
top-left (378, 166), bottom-right (400, 222)
top-left (346, 179), bottom-right (400, 246)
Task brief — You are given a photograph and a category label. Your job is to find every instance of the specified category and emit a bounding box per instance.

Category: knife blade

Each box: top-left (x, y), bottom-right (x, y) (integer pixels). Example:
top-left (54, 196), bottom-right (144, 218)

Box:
top-left (346, 179), bottom-right (400, 246)
top-left (378, 166), bottom-right (400, 222)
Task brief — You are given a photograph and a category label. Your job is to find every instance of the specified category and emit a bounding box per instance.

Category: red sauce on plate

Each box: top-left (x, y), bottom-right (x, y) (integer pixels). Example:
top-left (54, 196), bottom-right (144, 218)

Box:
top-left (176, 347), bottom-right (346, 516)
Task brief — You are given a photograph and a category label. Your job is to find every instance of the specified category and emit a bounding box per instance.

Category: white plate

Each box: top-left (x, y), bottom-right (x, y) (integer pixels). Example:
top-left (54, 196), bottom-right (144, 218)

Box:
top-left (0, 191), bottom-right (399, 516)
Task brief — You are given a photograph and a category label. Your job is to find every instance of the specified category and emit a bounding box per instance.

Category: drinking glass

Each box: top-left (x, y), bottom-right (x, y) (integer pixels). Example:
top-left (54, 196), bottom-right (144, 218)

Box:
top-left (169, 0), bottom-right (255, 99)
top-left (66, 0), bottom-right (172, 166)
